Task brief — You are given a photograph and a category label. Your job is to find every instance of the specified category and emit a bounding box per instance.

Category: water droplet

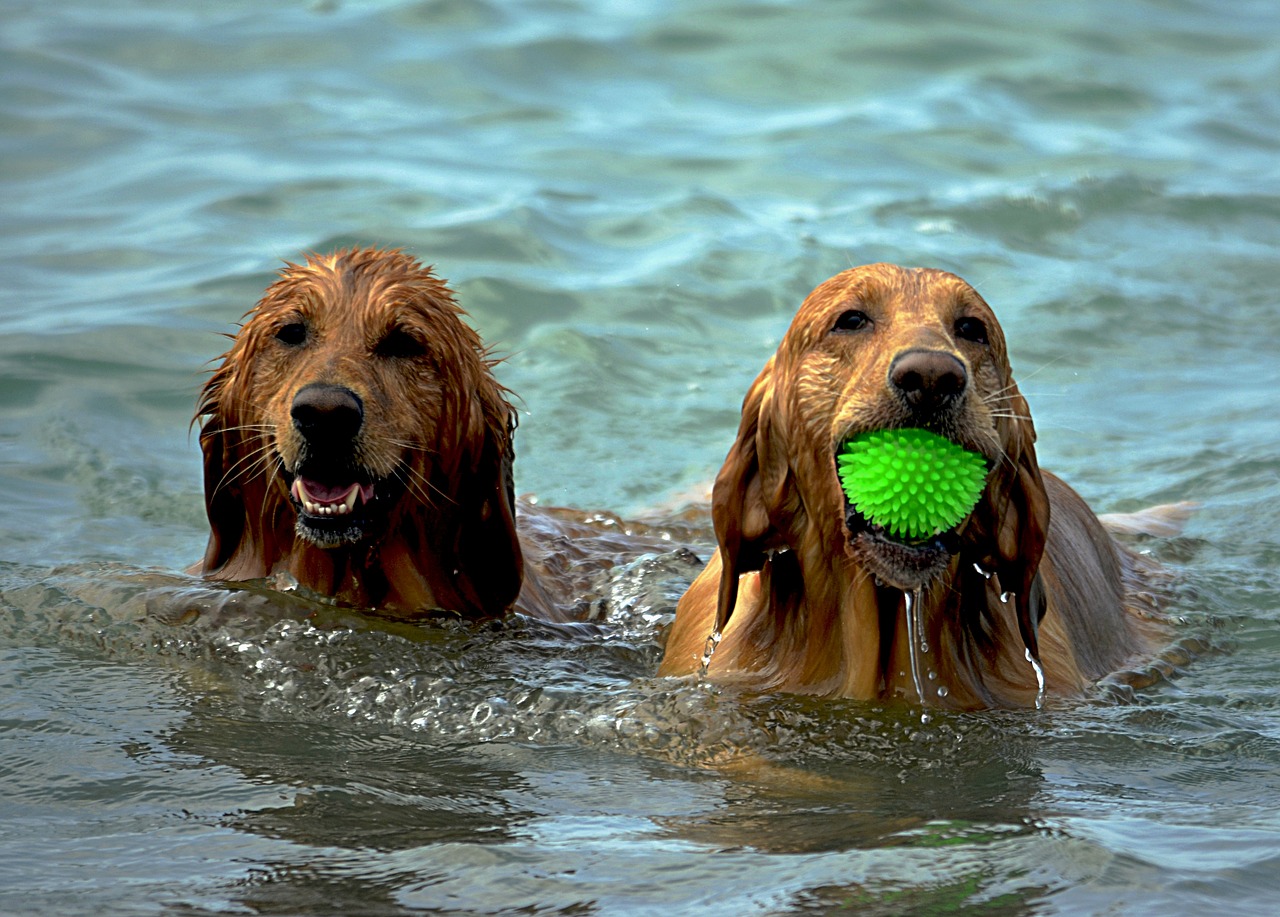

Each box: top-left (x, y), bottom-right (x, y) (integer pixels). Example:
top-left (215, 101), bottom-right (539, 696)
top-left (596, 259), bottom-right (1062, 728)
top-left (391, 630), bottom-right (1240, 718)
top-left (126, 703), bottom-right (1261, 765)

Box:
top-left (1025, 647), bottom-right (1047, 709)
top-left (936, 685), bottom-right (950, 698)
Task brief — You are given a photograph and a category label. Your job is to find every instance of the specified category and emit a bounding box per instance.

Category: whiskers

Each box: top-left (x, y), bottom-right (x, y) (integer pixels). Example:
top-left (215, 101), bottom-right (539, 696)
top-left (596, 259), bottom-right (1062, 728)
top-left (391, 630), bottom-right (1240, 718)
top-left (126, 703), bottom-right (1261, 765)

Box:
top-left (972, 389), bottom-right (1031, 477)
top-left (982, 401), bottom-right (1033, 425)
top-left (979, 384), bottom-right (1032, 420)
top-left (380, 437), bottom-right (457, 510)
top-left (208, 422), bottom-right (279, 503)
top-left (392, 463), bottom-right (455, 511)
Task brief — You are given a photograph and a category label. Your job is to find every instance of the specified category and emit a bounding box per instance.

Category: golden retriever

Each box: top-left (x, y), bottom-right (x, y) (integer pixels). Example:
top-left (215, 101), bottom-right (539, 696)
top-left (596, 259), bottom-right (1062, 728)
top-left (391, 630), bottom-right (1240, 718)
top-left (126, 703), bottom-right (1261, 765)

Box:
top-left (195, 247), bottom-right (704, 623)
top-left (195, 248), bottom-right (526, 618)
top-left (659, 264), bottom-right (1175, 708)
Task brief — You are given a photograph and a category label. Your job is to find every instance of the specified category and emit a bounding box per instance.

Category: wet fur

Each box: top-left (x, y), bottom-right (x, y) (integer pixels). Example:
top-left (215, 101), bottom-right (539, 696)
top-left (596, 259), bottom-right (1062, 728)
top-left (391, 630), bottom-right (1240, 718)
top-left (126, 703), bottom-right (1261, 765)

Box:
top-left (195, 248), bottom-right (523, 618)
top-left (195, 247), bottom-right (707, 622)
top-left (658, 264), bottom-right (1172, 708)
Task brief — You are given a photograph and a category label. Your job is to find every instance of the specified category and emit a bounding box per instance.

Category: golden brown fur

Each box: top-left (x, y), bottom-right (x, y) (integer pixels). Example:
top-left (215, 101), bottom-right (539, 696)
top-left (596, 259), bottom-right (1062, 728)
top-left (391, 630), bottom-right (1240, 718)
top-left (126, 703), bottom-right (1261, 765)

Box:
top-left (659, 264), bottom-right (1169, 708)
top-left (196, 248), bottom-right (524, 618)
top-left (196, 247), bottom-right (706, 623)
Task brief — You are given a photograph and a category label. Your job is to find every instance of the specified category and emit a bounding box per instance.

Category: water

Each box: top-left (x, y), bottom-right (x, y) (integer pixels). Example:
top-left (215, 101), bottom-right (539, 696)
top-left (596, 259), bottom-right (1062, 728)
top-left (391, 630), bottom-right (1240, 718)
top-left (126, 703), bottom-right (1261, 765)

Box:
top-left (2, 0), bottom-right (1279, 913)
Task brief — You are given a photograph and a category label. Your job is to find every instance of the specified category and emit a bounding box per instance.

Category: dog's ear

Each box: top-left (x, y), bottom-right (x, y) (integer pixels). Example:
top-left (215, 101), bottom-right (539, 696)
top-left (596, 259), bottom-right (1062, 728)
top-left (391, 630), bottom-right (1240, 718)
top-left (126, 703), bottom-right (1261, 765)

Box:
top-left (195, 364), bottom-right (245, 577)
top-left (194, 363), bottom-right (279, 580)
top-left (963, 383), bottom-right (1051, 659)
top-left (710, 357), bottom-right (796, 633)
top-left (198, 420), bottom-right (242, 575)
top-left (450, 403), bottom-right (524, 617)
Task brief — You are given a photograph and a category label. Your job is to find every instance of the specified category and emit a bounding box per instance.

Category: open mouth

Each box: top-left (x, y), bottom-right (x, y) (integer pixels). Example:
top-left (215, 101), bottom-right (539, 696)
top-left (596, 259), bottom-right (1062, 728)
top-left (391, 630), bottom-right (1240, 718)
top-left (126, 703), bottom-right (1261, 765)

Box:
top-left (291, 478), bottom-right (375, 518)
top-left (283, 467), bottom-right (385, 547)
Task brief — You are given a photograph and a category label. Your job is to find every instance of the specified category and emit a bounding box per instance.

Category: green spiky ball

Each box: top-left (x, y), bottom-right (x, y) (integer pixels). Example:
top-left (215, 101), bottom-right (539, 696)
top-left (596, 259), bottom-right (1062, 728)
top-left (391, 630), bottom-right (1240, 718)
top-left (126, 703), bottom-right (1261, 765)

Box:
top-left (837, 428), bottom-right (987, 541)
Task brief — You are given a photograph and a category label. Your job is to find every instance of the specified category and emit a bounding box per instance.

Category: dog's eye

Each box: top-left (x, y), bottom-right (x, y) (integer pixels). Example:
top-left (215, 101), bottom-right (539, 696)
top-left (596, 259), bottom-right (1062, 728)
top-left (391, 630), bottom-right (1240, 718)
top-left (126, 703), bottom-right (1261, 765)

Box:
top-left (275, 322), bottom-right (307, 346)
top-left (375, 328), bottom-right (426, 359)
top-left (832, 310), bottom-right (871, 333)
top-left (955, 316), bottom-right (989, 344)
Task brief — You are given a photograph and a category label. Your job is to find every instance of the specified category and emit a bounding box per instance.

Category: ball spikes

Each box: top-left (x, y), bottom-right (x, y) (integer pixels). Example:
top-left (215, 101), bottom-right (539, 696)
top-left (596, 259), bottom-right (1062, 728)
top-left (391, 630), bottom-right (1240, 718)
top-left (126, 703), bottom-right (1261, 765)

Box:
top-left (837, 428), bottom-right (988, 542)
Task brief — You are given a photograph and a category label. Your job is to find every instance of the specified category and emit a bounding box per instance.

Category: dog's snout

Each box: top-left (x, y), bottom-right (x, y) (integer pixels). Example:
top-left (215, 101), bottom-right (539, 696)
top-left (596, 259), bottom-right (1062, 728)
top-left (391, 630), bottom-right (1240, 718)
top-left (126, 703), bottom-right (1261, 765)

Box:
top-left (888, 349), bottom-right (967, 413)
top-left (291, 383), bottom-right (364, 442)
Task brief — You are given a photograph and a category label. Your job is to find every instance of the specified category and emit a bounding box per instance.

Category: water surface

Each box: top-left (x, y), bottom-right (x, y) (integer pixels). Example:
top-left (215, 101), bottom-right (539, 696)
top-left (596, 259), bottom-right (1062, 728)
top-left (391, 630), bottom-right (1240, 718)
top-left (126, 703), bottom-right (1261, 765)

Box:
top-left (2, 1), bottom-right (1279, 914)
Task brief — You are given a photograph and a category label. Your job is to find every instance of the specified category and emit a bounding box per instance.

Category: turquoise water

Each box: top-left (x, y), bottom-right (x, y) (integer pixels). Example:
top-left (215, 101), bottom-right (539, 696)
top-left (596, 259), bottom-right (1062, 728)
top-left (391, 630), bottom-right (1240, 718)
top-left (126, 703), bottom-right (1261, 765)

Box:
top-left (2, 1), bottom-right (1279, 913)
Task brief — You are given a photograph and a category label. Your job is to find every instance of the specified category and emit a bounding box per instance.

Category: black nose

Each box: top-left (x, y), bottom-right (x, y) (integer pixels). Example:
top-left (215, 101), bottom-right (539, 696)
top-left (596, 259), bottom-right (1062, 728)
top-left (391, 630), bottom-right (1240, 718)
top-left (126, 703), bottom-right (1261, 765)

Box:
top-left (888, 349), bottom-right (967, 415)
top-left (291, 383), bottom-right (364, 443)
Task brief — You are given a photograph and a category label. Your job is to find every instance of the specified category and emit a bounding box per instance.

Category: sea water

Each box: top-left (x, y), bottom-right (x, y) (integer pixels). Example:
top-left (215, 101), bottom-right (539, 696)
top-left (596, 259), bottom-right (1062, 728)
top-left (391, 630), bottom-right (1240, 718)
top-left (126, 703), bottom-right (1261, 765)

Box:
top-left (2, 1), bottom-right (1279, 913)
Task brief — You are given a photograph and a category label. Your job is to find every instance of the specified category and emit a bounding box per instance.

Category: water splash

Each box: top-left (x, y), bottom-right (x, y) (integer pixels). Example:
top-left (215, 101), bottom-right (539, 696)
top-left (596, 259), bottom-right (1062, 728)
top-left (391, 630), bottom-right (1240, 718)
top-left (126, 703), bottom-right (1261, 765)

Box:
top-left (698, 630), bottom-right (722, 675)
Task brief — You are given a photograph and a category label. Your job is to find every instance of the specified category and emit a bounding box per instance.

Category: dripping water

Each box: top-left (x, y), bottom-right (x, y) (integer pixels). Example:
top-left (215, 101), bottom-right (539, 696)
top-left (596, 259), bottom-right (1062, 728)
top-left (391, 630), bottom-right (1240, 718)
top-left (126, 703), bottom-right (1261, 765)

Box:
top-left (1026, 647), bottom-right (1047, 710)
top-left (699, 630), bottom-right (722, 675)
top-left (999, 587), bottom-right (1046, 709)
top-left (903, 588), bottom-right (930, 723)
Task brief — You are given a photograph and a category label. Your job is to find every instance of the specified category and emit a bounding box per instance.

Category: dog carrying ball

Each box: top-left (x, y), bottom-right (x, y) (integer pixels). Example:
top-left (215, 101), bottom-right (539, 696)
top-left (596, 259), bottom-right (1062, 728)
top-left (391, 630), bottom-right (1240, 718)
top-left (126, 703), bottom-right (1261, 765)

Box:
top-left (837, 428), bottom-right (988, 541)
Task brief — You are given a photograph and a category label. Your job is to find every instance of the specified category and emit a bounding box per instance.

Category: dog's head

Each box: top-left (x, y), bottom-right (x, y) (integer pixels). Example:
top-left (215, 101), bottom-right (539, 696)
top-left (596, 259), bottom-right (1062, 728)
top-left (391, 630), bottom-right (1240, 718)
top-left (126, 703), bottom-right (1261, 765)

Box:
top-left (710, 264), bottom-right (1049, 632)
top-left (196, 248), bottom-right (522, 616)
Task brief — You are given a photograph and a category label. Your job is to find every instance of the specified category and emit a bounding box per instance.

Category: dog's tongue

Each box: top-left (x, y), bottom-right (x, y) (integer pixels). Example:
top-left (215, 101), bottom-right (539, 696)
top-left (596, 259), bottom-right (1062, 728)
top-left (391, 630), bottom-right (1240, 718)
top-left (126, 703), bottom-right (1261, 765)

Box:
top-left (302, 480), bottom-right (354, 503)
top-left (292, 478), bottom-right (374, 507)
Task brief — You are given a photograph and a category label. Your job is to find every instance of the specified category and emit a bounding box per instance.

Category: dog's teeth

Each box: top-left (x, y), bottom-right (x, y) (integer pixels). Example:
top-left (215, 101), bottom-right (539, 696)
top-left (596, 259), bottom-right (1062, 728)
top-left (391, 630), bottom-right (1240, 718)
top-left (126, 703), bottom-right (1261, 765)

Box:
top-left (296, 482), bottom-right (365, 517)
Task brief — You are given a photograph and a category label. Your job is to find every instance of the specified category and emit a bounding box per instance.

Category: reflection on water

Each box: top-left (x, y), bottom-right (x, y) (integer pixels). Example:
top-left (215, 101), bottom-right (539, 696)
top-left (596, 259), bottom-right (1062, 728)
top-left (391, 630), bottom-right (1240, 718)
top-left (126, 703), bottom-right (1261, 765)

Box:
top-left (3, 0), bottom-right (1280, 913)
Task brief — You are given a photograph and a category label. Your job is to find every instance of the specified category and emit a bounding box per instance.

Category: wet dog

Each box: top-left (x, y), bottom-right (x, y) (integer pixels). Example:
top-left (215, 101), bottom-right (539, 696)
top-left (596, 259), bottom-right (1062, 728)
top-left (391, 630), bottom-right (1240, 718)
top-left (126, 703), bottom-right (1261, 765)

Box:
top-left (659, 264), bottom-right (1179, 708)
top-left (194, 248), bottom-right (525, 617)
top-left (194, 247), bottom-right (707, 623)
